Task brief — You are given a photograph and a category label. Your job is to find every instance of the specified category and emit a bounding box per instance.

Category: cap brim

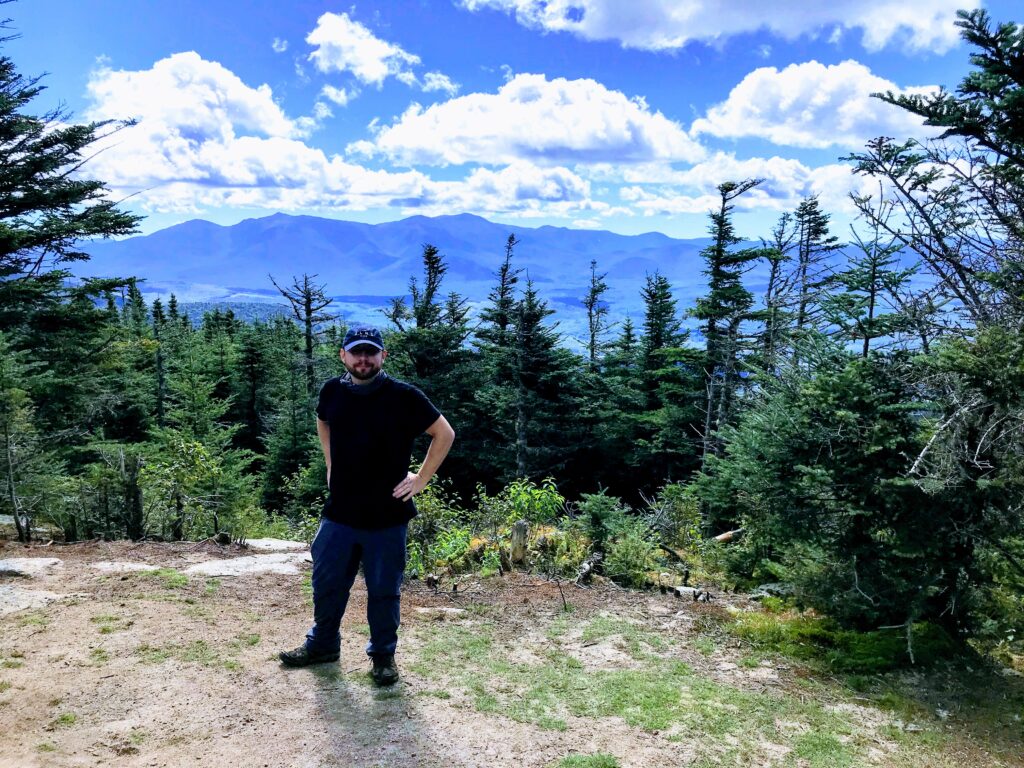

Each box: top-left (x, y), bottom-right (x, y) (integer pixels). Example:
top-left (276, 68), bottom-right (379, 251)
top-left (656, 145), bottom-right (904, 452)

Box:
top-left (343, 341), bottom-right (384, 351)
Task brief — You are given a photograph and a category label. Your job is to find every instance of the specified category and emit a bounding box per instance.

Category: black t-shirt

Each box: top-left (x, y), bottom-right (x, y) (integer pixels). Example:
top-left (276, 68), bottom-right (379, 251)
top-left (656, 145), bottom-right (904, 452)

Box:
top-left (315, 373), bottom-right (441, 529)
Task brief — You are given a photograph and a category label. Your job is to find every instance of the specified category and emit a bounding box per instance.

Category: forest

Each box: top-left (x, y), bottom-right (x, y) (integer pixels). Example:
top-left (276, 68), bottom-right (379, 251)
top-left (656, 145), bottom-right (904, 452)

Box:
top-left (1, 8), bottom-right (1021, 668)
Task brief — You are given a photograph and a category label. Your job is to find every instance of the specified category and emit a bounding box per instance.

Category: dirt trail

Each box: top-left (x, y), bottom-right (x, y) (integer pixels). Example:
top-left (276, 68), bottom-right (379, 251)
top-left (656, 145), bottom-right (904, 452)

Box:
top-left (0, 540), bottom-right (1020, 768)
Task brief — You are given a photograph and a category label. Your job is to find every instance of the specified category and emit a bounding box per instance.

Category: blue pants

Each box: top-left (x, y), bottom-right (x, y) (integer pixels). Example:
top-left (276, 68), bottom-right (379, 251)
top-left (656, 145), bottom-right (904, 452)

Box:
top-left (305, 518), bottom-right (407, 658)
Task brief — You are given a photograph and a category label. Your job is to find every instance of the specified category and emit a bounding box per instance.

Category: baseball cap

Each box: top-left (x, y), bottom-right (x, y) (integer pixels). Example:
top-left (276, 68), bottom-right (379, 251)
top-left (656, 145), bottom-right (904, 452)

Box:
top-left (343, 326), bottom-right (384, 351)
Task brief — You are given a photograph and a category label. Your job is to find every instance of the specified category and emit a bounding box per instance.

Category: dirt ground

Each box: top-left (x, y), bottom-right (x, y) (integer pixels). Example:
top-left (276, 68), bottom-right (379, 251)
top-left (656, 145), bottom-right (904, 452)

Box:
top-left (0, 539), bottom-right (1021, 768)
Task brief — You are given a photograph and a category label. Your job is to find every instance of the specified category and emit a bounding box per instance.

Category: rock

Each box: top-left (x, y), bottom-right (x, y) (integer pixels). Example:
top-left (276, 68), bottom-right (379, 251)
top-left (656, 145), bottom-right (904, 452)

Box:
top-left (0, 584), bottom-right (67, 615)
top-left (244, 538), bottom-right (308, 552)
top-left (749, 582), bottom-right (793, 600)
top-left (91, 561), bottom-right (160, 573)
top-left (183, 552), bottom-right (309, 577)
top-left (0, 557), bottom-right (63, 578)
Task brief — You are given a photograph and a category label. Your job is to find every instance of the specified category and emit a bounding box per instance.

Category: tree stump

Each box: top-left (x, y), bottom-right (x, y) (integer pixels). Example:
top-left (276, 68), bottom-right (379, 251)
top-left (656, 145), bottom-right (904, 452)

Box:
top-left (510, 520), bottom-right (529, 564)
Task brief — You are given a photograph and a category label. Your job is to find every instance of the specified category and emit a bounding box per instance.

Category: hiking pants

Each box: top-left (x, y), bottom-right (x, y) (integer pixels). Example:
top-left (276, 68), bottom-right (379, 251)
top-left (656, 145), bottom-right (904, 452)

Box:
top-left (305, 518), bottom-right (407, 658)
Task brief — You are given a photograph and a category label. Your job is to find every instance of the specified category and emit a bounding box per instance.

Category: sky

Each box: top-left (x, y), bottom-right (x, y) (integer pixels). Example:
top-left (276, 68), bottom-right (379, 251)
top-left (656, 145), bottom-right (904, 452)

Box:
top-left (7, 0), bottom-right (1018, 240)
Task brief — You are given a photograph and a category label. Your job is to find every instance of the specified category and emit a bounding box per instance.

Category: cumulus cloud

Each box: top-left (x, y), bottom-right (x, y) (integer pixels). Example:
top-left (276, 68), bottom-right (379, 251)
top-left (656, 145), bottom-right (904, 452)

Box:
top-left (321, 84), bottom-right (355, 106)
top-left (614, 153), bottom-right (871, 216)
top-left (459, 0), bottom-right (978, 53)
top-left (691, 60), bottom-right (937, 149)
top-left (80, 54), bottom-right (606, 219)
top-left (86, 51), bottom-right (307, 141)
top-left (306, 12), bottom-right (420, 86)
top-left (305, 12), bottom-right (460, 98)
top-left (355, 73), bottom-right (704, 167)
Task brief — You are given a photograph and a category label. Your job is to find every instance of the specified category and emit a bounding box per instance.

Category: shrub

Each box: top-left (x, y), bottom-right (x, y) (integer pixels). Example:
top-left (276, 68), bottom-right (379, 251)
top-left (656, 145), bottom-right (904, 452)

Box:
top-left (604, 516), bottom-right (660, 588)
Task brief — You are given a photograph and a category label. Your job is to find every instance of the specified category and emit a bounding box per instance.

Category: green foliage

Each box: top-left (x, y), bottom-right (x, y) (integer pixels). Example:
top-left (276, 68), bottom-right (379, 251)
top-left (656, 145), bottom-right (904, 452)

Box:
top-left (505, 477), bottom-right (565, 524)
top-left (730, 610), bottom-right (957, 673)
top-left (604, 516), bottom-right (660, 589)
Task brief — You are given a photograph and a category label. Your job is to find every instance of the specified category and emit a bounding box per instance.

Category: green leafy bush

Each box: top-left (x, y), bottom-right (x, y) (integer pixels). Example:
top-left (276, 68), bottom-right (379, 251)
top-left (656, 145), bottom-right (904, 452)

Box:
top-left (604, 516), bottom-right (660, 588)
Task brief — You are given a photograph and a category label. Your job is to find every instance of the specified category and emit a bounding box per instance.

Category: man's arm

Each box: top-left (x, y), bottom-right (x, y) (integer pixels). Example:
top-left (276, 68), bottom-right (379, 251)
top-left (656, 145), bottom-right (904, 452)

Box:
top-left (393, 414), bottom-right (455, 502)
top-left (316, 417), bottom-right (331, 486)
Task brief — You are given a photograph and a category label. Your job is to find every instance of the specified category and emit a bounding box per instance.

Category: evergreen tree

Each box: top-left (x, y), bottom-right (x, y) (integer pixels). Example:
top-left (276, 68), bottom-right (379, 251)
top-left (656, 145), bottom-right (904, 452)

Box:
top-left (583, 259), bottom-right (612, 367)
top-left (692, 180), bottom-right (767, 465)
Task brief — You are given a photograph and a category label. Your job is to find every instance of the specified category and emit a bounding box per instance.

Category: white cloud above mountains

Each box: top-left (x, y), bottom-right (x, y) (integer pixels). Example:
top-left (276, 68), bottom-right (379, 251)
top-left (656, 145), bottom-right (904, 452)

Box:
top-left (79, 44), bottom-right (914, 229)
top-left (460, 0), bottom-right (978, 53)
top-left (81, 54), bottom-right (598, 218)
top-left (350, 73), bottom-right (705, 166)
top-left (614, 153), bottom-right (871, 217)
top-left (305, 12), bottom-right (459, 96)
top-left (691, 60), bottom-right (938, 148)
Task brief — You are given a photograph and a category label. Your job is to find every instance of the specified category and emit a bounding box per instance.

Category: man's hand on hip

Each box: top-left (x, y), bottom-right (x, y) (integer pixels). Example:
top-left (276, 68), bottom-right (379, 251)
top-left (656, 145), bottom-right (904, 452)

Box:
top-left (393, 471), bottom-right (427, 502)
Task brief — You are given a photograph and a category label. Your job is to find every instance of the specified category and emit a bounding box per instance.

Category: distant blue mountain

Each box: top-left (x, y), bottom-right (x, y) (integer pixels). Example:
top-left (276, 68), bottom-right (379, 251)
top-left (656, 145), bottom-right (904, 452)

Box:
top-left (78, 212), bottom-right (749, 343)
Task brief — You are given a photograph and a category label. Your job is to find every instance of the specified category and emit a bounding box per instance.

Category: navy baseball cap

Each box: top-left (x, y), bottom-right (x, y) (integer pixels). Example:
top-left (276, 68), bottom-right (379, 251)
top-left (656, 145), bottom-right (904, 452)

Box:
top-left (343, 326), bottom-right (384, 351)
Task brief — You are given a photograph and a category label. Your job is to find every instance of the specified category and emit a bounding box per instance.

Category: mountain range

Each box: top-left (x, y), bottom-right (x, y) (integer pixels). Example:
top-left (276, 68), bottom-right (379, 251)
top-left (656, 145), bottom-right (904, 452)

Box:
top-left (79, 213), bottom-right (757, 343)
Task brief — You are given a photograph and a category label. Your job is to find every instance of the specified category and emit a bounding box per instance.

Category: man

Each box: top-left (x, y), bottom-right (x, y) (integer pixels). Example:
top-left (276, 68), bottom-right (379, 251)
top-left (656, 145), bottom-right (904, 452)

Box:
top-left (279, 325), bottom-right (455, 686)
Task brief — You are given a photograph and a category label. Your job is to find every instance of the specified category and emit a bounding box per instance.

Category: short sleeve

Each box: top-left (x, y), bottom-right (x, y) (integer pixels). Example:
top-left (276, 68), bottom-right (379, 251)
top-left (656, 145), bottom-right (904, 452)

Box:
top-left (315, 378), bottom-right (336, 420)
top-left (407, 385), bottom-right (441, 437)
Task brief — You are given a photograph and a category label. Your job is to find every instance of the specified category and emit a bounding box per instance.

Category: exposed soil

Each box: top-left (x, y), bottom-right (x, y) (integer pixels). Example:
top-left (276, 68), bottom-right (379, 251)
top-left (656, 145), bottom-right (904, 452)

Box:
top-left (0, 539), bottom-right (1021, 768)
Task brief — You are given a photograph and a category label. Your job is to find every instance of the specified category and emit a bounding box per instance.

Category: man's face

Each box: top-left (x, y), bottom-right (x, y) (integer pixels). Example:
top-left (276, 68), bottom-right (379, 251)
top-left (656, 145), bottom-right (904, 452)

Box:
top-left (340, 344), bottom-right (386, 382)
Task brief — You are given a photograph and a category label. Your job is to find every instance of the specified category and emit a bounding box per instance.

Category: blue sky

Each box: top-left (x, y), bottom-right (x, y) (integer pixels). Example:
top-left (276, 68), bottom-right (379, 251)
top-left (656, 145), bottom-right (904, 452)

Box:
top-left (8, 0), bottom-right (1017, 239)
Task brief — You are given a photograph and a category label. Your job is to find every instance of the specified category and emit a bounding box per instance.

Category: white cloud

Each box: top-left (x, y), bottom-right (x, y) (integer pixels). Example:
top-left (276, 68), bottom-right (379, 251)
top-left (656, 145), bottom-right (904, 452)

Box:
top-left (321, 84), bottom-right (355, 106)
top-left (355, 73), bottom-right (705, 167)
top-left (306, 12), bottom-right (420, 87)
top-left (615, 153), bottom-right (871, 216)
top-left (86, 51), bottom-right (306, 141)
top-left (271, 38), bottom-right (288, 53)
top-left (422, 71), bottom-right (461, 95)
top-left (691, 60), bottom-right (937, 149)
top-left (81, 55), bottom-right (608, 220)
top-left (460, 0), bottom-right (978, 53)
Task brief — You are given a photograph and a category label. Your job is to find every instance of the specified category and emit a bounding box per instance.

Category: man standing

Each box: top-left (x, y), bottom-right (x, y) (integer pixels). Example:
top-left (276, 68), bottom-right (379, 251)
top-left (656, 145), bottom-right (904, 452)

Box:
top-left (280, 326), bottom-right (455, 686)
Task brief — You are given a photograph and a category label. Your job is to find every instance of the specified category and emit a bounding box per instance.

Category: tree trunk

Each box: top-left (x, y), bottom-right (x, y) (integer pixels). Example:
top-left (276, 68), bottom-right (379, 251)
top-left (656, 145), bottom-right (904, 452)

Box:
top-left (510, 520), bottom-right (529, 564)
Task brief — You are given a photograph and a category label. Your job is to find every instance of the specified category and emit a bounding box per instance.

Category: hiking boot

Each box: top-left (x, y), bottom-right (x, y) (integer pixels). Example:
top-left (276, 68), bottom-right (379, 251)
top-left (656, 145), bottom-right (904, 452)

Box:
top-left (278, 644), bottom-right (339, 667)
top-left (370, 654), bottom-right (399, 686)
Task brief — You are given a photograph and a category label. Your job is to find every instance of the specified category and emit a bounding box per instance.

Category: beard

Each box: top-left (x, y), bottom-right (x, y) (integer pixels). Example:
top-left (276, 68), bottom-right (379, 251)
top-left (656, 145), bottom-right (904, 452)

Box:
top-left (344, 359), bottom-right (382, 382)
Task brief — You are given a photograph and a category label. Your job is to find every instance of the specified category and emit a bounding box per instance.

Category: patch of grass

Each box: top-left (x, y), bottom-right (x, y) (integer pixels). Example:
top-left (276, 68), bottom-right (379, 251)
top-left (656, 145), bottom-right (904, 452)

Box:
top-left (301, 573), bottom-right (313, 606)
top-left (91, 613), bottom-right (132, 634)
top-left (1, 659), bottom-right (23, 669)
top-left (18, 611), bottom-right (48, 627)
top-left (36, 742), bottom-right (56, 752)
top-left (693, 637), bottom-right (715, 656)
top-left (729, 611), bottom-right (957, 673)
top-left (412, 622), bottom-right (862, 759)
top-left (136, 637), bottom-right (252, 669)
top-left (0, 681), bottom-right (10, 693)
top-left (793, 731), bottom-right (856, 767)
top-left (554, 754), bottom-right (620, 768)
top-left (89, 648), bottom-right (110, 665)
top-left (139, 568), bottom-right (189, 589)
top-left (579, 615), bottom-right (667, 658)
top-left (134, 644), bottom-right (172, 664)
top-left (129, 728), bottom-right (146, 745)
top-left (204, 578), bottom-right (220, 595)
top-left (52, 712), bottom-right (77, 728)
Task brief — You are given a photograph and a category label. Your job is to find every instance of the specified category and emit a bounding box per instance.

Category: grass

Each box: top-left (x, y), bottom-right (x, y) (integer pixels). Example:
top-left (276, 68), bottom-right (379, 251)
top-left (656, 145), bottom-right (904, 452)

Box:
top-left (580, 615), bottom-right (667, 657)
top-left (89, 647), bottom-right (110, 665)
top-left (408, 607), bottom-right (1009, 768)
top-left (0, 681), bottom-right (10, 693)
top-left (91, 613), bottom-right (133, 634)
top-left (412, 621), bottom-right (862, 763)
top-left (17, 611), bottom-right (48, 627)
top-left (51, 712), bottom-right (77, 728)
top-left (728, 610), bottom-right (957, 673)
top-left (36, 742), bottom-right (56, 752)
top-left (138, 568), bottom-right (189, 589)
top-left (554, 755), bottom-right (620, 768)
top-left (135, 638), bottom-right (250, 670)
